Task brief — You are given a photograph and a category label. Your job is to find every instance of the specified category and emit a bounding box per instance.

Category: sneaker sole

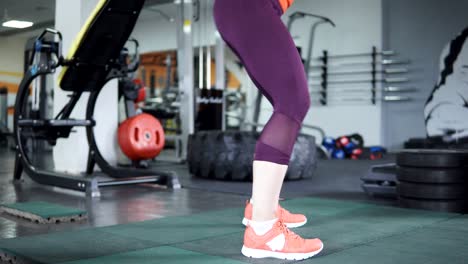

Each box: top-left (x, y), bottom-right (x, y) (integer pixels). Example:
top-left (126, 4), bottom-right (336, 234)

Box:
top-left (241, 243), bottom-right (323, 260)
top-left (242, 217), bottom-right (307, 228)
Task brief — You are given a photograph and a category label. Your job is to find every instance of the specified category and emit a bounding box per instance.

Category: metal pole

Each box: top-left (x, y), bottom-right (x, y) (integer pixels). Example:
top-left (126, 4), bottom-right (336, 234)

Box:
top-left (215, 32), bottom-right (226, 130)
top-left (305, 21), bottom-right (328, 81)
top-left (176, 0), bottom-right (185, 80)
top-left (198, 1), bottom-right (203, 90)
top-left (252, 92), bottom-right (262, 132)
top-left (0, 87), bottom-right (7, 132)
top-left (205, 1), bottom-right (211, 90)
top-left (177, 0), bottom-right (195, 160)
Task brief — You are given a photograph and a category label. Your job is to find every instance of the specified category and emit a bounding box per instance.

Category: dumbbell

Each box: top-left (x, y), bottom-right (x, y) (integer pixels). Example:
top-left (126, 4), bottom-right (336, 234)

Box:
top-left (332, 149), bottom-right (346, 159)
top-left (351, 148), bottom-right (363, 160)
top-left (337, 136), bottom-right (358, 157)
top-left (322, 137), bottom-right (336, 153)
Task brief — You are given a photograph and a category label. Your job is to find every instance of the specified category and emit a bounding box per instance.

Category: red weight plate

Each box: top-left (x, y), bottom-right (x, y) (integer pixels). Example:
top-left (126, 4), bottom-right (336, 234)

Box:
top-left (118, 113), bottom-right (165, 161)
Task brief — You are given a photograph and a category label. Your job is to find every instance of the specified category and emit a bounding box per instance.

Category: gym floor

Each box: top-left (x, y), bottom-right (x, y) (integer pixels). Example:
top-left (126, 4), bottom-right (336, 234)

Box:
top-left (0, 146), bottom-right (467, 263)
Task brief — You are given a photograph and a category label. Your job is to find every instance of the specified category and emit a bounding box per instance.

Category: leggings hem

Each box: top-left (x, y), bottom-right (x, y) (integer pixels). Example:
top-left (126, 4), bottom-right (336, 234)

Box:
top-left (253, 157), bottom-right (290, 166)
top-left (254, 140), bottom-right (291, 165)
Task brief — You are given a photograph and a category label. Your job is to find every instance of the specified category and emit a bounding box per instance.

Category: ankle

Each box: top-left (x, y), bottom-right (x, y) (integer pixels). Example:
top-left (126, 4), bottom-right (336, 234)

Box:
top-left (249, 218), bottom-right (278, 236)
top-left (251, 202), bottom-right (277, 222)
top-left (249, 198), bottom-right (280, 210)
top-left (252, 214), bottom-right (276, 222)
top-left (252, 207), bottom-right (276, 222)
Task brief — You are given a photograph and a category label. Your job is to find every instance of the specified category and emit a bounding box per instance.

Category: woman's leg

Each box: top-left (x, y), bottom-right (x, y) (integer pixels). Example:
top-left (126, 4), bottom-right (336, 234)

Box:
top-left (251, 161), bottom-right (288, 221)
top-left (214, 0), bottom-right (309, 219)
top-left (214, 0), bottom-right (322, 260)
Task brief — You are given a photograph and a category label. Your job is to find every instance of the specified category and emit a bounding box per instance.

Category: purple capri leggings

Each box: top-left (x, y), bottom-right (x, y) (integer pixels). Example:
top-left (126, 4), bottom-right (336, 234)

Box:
top-left (213, 0), bottom-right (311, 165)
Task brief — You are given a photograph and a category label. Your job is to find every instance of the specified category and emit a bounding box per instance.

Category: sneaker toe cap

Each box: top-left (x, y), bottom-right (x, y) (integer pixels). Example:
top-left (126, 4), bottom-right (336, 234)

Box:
top-left (304, 238), bottom-right (323, 252)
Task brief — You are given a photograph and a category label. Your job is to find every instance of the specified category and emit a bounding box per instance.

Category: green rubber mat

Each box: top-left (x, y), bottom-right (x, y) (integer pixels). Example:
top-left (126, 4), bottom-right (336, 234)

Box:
top-left (0, 201), bottom-right (87, 224)
top-left (0, 198), bottom-right (466, 264)
top-left (0, 229), bottom-right (152, 263)
top-left (60, 246), bottom-right (245, 264)
top-left (304, 223), bottom-right (468, 264)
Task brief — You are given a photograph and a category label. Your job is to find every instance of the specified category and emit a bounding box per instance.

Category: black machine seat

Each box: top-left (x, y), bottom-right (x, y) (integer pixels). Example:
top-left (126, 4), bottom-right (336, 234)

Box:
top-left (58, 0), bottom-right (145, 92)
top-left (18, 119), bottom-right (96, 144)
top-left (142, 107), bottom-right (178, 120)
top-left (18, 119), bottom-right (94, 128)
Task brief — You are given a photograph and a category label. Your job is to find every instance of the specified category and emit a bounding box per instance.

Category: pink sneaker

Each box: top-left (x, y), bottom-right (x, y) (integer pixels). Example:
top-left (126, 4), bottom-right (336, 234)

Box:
top-left (242, 220), bottom-right (323, 260)
top-left (242, 201), bottom-right (307, 228)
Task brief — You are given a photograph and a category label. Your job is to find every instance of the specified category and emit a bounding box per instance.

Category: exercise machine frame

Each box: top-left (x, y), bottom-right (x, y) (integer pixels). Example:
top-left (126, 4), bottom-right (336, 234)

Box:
top-left (13, 21), bottom-right (180, 197)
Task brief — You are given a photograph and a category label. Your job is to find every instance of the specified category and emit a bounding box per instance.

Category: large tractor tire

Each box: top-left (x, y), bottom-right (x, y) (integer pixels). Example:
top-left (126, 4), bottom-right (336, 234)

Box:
top-left (188, 130), bottom-right (318, 181)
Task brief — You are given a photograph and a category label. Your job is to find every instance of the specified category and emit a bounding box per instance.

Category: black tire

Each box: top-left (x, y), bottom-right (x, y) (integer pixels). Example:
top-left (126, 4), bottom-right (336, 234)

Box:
top-left (231, 151), bottom-right (252, 181)
top-left (399, 197), bottom-right (468, 213)
top-left (199, 132), bottom-right (219, 179)
top-left (187, 132), bottom-right (203, 175)
top-left (213, 151), bottom-right (230, 180)
top-left (187, 135), bottom-right (197, 174)
top-left (397, 166), bottom-right (468, 184)
top-left (289, 134), bottom-right (318, 180)
top-left (187, 130), bottom-right (318, 181)
top-left (396, 149), bottom-right (468, 168)
top-left (397, 181), bottom-right (468, 200)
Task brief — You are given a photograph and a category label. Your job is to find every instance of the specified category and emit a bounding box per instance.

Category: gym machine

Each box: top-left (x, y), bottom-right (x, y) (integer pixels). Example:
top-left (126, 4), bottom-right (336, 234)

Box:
top-left (308, 47), bottom-right (414, 106)
top-left (137, 0), bottom-right (199, 163)
top-left (195, 0), bottom-right (225, 133)
top-left (138, 52), bottom-right (182, 160)
top-left (287, 12), bottom-right (336, 82)
top-left (13, 0), bottom-right (181, 197)
top-left (0, 87), bottom-right (9, 146)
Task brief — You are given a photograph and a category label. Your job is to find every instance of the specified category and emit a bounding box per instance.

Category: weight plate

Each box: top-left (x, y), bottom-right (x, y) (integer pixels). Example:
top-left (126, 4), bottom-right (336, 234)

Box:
top-left (397, 181), bottom-right (468, 200)
top-left (397, 166), bottom-right (468, 184)
top-left (399, 196), bottom-right (468, 213)
top-left (362, 183), bottom-right (397, 198)
top-left (397, 149), bottom-right (468, 168)
top-left (118, 113), bottom-right (165, 161)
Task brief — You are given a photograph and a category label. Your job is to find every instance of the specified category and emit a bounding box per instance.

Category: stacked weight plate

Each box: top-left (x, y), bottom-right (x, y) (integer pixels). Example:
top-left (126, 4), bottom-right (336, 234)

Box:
top-left (396, 149), bottom-right (468, 213)
top-left (361, 163), bottom-right (397, 198)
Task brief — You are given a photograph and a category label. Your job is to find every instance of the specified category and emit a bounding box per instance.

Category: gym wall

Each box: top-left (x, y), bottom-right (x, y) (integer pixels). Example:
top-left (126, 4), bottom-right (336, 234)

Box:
top-left (132, 0), bottom-right (468, 149)
top-left (132, 0), bottom-right (386, 146)
top-left (17, 0), bottom-right (462, 151)
top-left (132, 2), bottom-right (218, 53)
top-left (0, 36), bottom-right (29, 130)
top-left (382, 0), bottom-right (468, 149)
top-left (0, 37), bottom-right (26, 72)
top-left (132, 6), bottom-right (178, 53)
top-left (273, 0), bottom-right (384, 146)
